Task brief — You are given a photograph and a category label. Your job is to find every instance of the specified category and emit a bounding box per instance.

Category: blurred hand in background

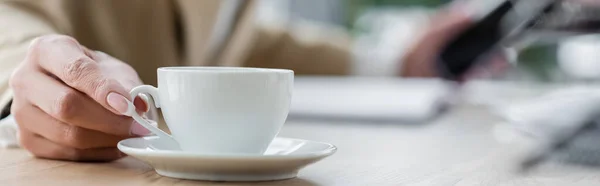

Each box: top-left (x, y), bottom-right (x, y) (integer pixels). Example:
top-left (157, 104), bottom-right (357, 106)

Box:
top-left (400, 5), bottom-right (473, 78)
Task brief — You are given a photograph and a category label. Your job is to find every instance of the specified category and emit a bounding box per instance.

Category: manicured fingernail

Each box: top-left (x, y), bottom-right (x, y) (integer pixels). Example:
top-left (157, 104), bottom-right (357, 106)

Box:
top-left (130, 121), bottom-right (151, 136)
top-left (107, 92), bottom-right (129, 115)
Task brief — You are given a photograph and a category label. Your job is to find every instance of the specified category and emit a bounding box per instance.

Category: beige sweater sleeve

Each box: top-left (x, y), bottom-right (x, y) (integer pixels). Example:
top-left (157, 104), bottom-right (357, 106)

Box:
top-left (0, 1), bottom-right (58, 111)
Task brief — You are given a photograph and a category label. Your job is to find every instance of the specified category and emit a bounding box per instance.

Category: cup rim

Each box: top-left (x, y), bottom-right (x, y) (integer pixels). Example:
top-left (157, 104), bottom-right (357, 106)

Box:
top-left (158, 67), bottom-right (294, 74)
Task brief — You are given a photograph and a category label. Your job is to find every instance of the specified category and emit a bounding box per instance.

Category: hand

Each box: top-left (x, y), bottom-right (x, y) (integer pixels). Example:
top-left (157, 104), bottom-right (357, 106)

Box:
top-left (9, 35), bottom-right (149, 161)
top-left (399, 5), bottom-right (473, 77)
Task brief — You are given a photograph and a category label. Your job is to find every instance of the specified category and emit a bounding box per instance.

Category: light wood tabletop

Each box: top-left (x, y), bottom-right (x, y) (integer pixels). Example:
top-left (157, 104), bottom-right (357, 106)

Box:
top-left (2, 105), bottom-right (600, 186)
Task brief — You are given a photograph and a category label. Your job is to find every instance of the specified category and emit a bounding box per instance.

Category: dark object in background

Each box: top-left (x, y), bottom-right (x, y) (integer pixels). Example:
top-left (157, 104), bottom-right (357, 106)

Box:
top-left (0, 99), bottom-right (11, 120)
top-left (437, 0), bottom-right (600, 81)
top-left (436, 0), bottom-right (572, 81)
top-left (436, 1), bottom-right (515, 80)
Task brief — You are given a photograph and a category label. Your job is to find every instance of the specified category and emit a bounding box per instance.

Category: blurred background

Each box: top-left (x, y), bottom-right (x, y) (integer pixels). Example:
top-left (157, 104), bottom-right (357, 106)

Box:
top-left (259, 1), bottom-right (600, 168)
top-left (253, 0), bottom-right (600, 123)
top-left (260, 0), bottom-right (600, 169)
top-left (258, 0), bottom-right (444, 76)
top-left (257, 0), bottom-right (447, 122)
top-left (260, 0), bottom-right (600, 82)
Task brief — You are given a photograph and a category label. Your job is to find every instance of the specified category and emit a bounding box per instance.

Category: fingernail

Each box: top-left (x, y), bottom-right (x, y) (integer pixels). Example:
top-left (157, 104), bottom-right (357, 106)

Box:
top-left (107, 92), bottom-right (129, 115)
top-left (130, 121), bottom-right (151, 136)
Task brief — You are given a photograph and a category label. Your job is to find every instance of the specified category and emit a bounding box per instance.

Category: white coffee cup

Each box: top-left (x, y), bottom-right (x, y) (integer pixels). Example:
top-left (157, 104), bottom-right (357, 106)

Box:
top-left (127, 67), bottom-right (294, 154)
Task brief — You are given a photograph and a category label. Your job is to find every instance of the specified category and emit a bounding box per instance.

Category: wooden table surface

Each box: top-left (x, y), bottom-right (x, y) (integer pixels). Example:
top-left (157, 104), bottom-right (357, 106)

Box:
top-left (2, 105), bottom-right (600, 186)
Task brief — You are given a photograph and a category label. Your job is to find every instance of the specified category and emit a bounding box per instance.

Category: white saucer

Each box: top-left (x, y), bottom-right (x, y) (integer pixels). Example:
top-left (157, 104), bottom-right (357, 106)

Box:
top-left (117, 136), bottom-right (337, 182)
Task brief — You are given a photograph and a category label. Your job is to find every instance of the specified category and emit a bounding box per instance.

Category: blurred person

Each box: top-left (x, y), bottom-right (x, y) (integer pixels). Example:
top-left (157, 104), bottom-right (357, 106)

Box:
top-left (0, 0), bottom-right (473, 161)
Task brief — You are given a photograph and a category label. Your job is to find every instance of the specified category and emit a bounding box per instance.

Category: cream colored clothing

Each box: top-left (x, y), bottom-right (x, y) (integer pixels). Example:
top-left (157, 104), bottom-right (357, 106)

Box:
top-left (0, 0), bottom-right (353, 112)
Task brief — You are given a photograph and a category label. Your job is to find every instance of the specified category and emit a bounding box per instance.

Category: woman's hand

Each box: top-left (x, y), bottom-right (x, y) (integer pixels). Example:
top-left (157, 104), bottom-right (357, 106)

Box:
top-left (10, 35), bottom-right (149, 161)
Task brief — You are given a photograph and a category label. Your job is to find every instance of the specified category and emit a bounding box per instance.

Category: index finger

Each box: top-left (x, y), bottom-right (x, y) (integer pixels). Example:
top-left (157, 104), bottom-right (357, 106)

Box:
top-left (29, 35), bottom-right (131, 115)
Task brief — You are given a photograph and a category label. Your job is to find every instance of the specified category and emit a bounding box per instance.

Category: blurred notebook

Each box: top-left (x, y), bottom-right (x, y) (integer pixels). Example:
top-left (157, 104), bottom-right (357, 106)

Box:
top-left (289, 76), bottom-right (456, 123)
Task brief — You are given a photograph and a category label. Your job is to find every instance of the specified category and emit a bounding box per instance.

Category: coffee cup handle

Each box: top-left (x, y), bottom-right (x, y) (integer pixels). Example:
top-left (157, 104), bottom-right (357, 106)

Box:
top-left (125, 85), bottom-right (176, 143)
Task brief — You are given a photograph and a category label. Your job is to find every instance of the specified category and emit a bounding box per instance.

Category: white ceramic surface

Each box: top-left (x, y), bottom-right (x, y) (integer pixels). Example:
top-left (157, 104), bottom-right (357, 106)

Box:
top-left (117, 136), bottom-right (336, 182)
top-left (128, 67), bottom-right (294, 154)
